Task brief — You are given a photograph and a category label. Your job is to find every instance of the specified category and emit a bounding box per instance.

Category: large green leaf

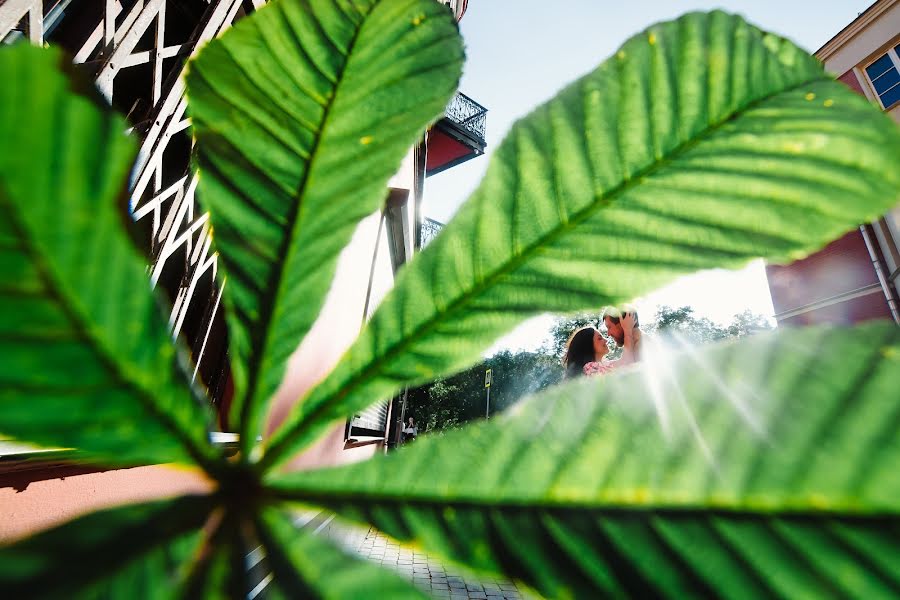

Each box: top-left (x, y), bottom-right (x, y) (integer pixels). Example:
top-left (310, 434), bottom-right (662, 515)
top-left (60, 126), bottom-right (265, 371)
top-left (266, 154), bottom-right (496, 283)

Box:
top-left (0, 44), bottom-right (217, 468)
top-left (186, 0), bottom-right (463, 455)
top-left (254, 507), bottom-right (428, 599)
top-left (269, 322), bottom-right (900, 599)
top-left (0, 495), bottom-right (212, 599)
top-left (262, 10), bottom-right (900, 468)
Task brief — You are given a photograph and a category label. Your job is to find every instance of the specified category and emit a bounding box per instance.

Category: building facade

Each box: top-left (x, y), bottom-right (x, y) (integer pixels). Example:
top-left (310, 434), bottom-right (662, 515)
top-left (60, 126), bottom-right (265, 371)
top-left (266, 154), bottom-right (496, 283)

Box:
top-left (766, 0), bottom-right (900, 326)
top-left (0, 0), bottom-right (485, 544)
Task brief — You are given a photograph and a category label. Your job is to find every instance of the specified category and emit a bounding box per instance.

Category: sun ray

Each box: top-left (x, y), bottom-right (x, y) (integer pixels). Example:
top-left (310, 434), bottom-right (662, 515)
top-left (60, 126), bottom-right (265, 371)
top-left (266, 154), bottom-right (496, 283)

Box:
top-left (670, 331), bottom-right (769, 439)
top-left (643, 334), bottom-right (717, 469)
top-left (639, 334), bottom-right (674, 439)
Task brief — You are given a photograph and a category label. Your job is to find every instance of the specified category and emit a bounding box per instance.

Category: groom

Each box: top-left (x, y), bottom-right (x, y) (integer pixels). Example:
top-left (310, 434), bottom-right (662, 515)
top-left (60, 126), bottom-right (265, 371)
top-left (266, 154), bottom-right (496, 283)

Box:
top-left (602, 307), bottom-right (642, 365)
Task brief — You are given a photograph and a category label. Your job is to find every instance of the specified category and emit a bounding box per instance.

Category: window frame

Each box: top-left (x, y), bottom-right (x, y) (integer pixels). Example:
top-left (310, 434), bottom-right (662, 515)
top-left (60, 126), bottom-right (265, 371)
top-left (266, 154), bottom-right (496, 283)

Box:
top-left (863, 42), bottom-right (900, 110)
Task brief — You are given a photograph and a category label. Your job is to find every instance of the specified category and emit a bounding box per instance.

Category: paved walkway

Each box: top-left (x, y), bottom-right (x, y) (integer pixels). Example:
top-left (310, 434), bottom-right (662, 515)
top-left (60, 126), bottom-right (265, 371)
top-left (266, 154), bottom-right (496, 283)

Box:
top-left (353, 527), bottom-right (528, 599)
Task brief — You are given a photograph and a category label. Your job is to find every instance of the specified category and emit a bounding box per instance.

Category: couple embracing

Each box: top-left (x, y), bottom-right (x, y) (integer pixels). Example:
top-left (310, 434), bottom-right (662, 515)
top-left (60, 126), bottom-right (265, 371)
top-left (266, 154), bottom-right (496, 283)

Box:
top-left (563, 308), bottom-right (642, 379)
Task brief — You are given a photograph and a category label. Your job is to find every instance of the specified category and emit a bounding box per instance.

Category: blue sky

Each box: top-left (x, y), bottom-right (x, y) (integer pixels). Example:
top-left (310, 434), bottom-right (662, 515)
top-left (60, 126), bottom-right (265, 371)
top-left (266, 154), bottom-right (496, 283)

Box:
top-left (425, 0), bottom-right (875, 222)
top-left (420, 1), bottom-right (876, 351)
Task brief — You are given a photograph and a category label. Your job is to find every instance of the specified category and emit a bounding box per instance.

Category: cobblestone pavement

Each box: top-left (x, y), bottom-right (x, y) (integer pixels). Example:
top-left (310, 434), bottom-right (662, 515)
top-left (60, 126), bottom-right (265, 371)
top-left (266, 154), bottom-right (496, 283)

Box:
top-left (355, 527), bottom-right (527, 600)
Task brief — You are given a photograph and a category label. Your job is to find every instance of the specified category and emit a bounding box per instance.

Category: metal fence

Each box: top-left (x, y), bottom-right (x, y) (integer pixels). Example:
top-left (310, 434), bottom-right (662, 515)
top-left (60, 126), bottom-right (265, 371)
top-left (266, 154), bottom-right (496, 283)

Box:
top-left (420, 217), bottom-right (445, 248)
top-left (445, 92), bottom-right (487, 142)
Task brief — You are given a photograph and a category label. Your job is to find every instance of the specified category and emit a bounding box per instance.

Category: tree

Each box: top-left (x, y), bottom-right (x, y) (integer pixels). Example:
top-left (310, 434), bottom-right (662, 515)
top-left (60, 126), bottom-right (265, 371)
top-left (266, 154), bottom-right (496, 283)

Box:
top-left (419, 380), bottom-right (464, 433)
top-left (408, 350), bottom-right (562, 433)
top-left (548, 313), bottom-right (602, 357)
top-left (645, 305), bottom-right (774, 345)
top-left (484, 350), bottom-right (562, 414)
top-left (726, 308), bottom-right (775, 338)
top-left (647, 305), bottom-right (729, 344)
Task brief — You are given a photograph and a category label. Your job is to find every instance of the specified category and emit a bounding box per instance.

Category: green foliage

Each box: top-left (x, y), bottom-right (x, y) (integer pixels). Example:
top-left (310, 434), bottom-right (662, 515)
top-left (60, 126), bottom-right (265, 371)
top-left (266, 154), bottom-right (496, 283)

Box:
top-left (1, 4), bottom-right (900, 599)
top-left (414, 379), bottom-right (466, 433)
top-left (646, 304), bottom-right (774, 345)
top-left (270, 322), bottom-right (900, 599)
top-left (725, 308), bottom-right (774, 338)
top-left (263, 9), bottom-right (900, 468)
top-left (186, 0), bottom-right (464, 456)
top-left (407, 350), bottom-right (561, 434)
top-left (0, 44), bottom-right (218, 469)
top-left (479, 351), bottom-right (561, 414)
top-left (650, 304), bottom-right (727, 342)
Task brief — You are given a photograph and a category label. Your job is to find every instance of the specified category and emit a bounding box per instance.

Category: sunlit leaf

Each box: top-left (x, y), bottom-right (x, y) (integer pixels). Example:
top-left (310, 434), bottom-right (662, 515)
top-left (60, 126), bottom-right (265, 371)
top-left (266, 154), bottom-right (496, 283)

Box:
top-left (263, 10), bottom-right (900, 468)
top-left (0, 496), bottom-right (212, 599)
top-left (269, 322), bottom-right (900, 599)
top-left (0, 44), bottom-right (217, 468)
top-left (187, 0), bottom-right (464, 456)
top-left (255, 507), bottom-right (428, 599)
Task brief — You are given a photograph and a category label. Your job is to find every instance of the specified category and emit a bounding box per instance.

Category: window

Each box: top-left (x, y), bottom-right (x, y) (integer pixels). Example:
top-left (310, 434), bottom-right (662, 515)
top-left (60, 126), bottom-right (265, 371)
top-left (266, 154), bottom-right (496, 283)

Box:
top-left (865, 44), bottom-right (900, 109)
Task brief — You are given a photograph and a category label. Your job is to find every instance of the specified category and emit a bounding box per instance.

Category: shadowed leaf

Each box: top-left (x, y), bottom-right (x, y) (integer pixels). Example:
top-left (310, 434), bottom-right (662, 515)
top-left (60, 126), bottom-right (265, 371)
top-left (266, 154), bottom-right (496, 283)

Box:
top-left (180, 510), bottom-right (252, 600)
top-left (255, 507), bottom-right (428, 599)
top-left (270, 323), bottom-right (900, 599)
top-left (0, 496), bottom-right (212, 599)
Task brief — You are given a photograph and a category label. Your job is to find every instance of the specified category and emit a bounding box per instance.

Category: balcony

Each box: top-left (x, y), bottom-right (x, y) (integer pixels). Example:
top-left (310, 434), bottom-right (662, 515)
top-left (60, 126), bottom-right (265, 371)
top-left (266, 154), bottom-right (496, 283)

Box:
top-left (419, 217), bottom-right (444, 248)
top-left (426, 92), bottom-right (487, 176)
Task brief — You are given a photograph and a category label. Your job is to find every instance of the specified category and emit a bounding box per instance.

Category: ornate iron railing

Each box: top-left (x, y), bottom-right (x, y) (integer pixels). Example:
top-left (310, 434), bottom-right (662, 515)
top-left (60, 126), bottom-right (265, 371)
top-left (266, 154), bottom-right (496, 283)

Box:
top-left (445, 92), bottom-right (487, 142)
top-left (420, 217), bottom-right (444, 248)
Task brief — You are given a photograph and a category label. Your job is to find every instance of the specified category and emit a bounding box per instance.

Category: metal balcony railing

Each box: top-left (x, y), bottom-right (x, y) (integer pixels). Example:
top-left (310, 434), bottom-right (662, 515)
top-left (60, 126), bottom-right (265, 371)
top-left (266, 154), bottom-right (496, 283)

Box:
top-left (420, 217), bottom-right (444, 248)
top-left (444, 92), bottom-right (487, 143)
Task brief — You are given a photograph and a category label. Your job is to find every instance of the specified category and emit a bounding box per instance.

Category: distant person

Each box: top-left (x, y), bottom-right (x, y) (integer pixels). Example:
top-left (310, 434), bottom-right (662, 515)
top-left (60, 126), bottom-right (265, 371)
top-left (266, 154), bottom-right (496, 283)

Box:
top-left (603, 307), bottom-right (642, 364)
top-left (402, 417), bottom-right (418, 443)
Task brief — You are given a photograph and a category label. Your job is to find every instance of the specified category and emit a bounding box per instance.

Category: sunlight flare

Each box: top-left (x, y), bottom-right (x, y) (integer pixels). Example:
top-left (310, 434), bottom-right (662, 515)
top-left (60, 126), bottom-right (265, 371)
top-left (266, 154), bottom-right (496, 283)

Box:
top-left (670, 331), bottom-right (768, 438)
top-left (641, 334), bottom-right (717, 468)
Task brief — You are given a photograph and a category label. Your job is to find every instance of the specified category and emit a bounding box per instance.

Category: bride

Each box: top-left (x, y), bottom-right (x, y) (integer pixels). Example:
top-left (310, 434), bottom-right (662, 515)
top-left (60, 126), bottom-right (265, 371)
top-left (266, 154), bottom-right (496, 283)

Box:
top-left (562, 312), bottom-right (637, 378)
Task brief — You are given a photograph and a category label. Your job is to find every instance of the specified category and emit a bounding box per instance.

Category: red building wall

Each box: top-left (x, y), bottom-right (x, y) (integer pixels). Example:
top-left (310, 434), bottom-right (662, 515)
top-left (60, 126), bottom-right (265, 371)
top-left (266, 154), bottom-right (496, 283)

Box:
top-left (767, 230), bottom-right (892, 325)
top-left (837, 69), bottom-right (866, 95)
top-left (765, 68), bottom-right (894, 326)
